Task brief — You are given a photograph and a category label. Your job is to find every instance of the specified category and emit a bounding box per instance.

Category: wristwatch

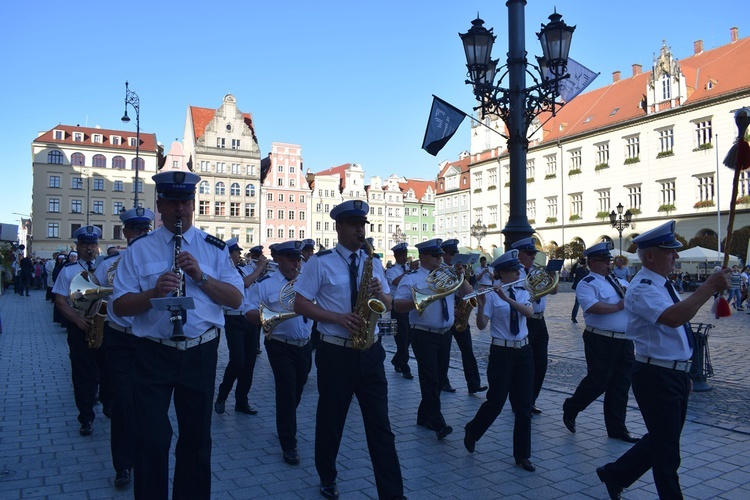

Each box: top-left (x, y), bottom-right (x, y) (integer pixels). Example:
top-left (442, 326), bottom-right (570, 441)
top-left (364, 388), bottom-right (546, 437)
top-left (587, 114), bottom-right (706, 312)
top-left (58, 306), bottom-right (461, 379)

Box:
top-left (197, 272), bottom-right (209, 286)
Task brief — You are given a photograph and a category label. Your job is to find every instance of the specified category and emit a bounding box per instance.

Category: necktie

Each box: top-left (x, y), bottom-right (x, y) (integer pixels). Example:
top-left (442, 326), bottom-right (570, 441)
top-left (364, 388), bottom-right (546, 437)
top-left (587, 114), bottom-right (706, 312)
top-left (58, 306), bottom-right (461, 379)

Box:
top-left (508, 288), bottom-right (520, 335)
top-left (441, 297), bottom-right (449, 322)
top-left (403, 264), bottom-right (407, 273)
top-left (87, 261), bottom-right (94, 272)
top-left (664, 281), bottom-right (694, 350)
top-left (606, 275), bottom-right (625, 299)
top-left (349, 253), bottom-right (359, 310)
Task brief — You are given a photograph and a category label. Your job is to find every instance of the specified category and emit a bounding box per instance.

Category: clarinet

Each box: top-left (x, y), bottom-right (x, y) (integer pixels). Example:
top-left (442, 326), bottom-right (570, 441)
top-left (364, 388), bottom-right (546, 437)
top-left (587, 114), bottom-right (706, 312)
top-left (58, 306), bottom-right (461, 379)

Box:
top-left (170, 219), bottom-right (188, 341)
top-left (608, 272), bottom-right (627, 299)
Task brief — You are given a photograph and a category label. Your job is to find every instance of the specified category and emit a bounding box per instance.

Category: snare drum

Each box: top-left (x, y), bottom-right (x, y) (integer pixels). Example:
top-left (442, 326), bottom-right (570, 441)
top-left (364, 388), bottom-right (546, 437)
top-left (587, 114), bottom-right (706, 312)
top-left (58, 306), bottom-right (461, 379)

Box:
top-left (377, 319), bottom-right (398, 336)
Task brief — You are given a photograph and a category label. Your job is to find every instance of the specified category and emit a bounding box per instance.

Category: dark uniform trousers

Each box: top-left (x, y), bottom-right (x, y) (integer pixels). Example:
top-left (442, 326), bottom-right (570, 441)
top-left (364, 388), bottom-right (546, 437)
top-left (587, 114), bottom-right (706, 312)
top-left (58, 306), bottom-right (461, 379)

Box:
top-left (526, 317), bottom-right (548, 403)
top-left (390, 311), bottom-right (411, 373)
top-left (132, 335), bottom-right (218, 500)
top-left (315, 339), bottom-right (404, 499)
top-left (264, 337), bottom-right (313, 452)
top-left (411, 328), bottom-right (452, 430)
top-left (217, 315), bottom-right (259, 405)
top-left (440, 325), bottom-right (481, 390)
top-left (66, 323), bottom-right (109, 424)
top-left (466, 344), bottom-right (533, 459)
top-left (604, 363), bottom-right (690, 499)
top-left (563, 330), bottom-right (635, 435)
top-left (103, 323), bottom-right (135, 474)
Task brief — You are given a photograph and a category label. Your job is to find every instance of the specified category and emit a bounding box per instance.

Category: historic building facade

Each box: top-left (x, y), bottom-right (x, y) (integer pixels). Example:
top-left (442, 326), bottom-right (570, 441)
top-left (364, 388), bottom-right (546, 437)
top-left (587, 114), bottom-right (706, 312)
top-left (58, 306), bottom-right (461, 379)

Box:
top-left (260, 142), bottom-right (310, 245)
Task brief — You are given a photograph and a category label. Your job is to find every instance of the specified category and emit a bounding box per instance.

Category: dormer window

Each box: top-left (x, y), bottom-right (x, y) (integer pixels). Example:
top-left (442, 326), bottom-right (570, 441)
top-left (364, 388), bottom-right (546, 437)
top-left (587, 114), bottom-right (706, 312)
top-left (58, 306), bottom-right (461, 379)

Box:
top-left (53, 130), bottom-right (63, 140)
top-left (129, 137), bottom-right (137, 147)
top-left (111, 136), bottom-right (121, 145)
top-left (93, 134), bottom-right (102, 144)
top-left (74, 132), bottom-right (83, 142)
top-left (661, 73), bottom-right (671, 100)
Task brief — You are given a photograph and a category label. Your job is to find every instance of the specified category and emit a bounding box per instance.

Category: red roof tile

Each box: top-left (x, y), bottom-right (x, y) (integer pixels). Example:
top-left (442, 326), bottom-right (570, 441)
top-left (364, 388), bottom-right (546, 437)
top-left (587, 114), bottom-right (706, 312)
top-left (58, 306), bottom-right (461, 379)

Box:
top-left (34, 124), bottom-right (158, 152)
top-left (189, 106), bottom-right (256, 142)
top-left (402, 178), bottom-right (436, 201)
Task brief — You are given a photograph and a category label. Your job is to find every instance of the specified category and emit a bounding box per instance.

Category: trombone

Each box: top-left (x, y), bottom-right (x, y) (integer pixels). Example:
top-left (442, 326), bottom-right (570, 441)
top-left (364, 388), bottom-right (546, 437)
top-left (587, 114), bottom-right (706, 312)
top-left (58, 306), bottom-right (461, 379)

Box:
top-left (462, 279), bottom-right (525, 300)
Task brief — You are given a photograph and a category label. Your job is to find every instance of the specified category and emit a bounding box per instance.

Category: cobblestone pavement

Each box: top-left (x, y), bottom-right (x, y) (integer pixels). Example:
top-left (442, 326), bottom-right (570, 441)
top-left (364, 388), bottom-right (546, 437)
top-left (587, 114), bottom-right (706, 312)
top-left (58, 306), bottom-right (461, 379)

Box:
top-left (1, 284), bottom-right (749, 499)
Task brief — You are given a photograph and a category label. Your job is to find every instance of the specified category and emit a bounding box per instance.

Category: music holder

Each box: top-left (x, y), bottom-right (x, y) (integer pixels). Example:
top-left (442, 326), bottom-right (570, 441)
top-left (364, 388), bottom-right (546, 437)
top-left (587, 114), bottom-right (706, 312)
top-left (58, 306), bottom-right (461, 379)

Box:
top-left (150, 297), bottom-right (196, 340)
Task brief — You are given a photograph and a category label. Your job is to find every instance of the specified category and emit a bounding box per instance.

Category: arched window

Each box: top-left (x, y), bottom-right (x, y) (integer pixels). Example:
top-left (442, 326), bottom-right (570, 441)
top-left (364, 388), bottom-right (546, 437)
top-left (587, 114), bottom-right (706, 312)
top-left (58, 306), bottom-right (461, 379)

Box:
top-left (71, 152), bottom-right (85, 166)
top-left (230, 182), bottom-right (240, 196)
top-left (215, 182), bottom-right (225, 195)
top-left (245, 184), bottom-right (256, 197)
top-left (112, 156), bottom-right (126, 169)
top-left (199, 181), bottom-right (210, 194)
top-left (92, 154), bottom-right (107, 168)
top-left (131, 157), bottom-right (145, 170)
top-left (48, 150), bottom-right (64, 164)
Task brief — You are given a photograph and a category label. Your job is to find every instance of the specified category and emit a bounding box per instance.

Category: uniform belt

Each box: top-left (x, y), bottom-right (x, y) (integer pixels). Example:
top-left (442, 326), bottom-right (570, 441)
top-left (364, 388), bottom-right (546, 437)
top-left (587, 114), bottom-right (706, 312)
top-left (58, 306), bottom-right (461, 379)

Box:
top-left (635, 354), bottom-right (692, 372)
top-left (268, 334), bottom-right (310, 347)
top-left (146, 328), bottom-right (219, 351)
top-left (320, 334), bottom-right (380, 349)
top-left (530, 312), bottom-right (544, 319)
top-left (586, 327), bottom-right (627, 339)
top-left (106, 322), bottom-right (132, 334)
top-left (411, 325), bottom-right (451, 334)
top-left (491, 337), bottom-right (529, 349)
top-left (224, 310), bottom-right (244, 316)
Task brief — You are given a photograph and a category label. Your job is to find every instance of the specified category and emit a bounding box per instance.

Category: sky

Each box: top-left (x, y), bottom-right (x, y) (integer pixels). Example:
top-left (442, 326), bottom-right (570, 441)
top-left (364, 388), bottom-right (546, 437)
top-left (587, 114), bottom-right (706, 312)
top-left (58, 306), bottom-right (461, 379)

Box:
top-left (1, 0), bottom-right (747, 234)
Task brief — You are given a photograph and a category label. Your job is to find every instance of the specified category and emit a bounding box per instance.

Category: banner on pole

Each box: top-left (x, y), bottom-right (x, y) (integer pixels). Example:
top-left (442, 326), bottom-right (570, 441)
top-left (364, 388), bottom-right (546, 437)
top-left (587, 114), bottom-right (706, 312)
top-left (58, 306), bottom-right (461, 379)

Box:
top-left (421, 96), bottom-right (467, 156)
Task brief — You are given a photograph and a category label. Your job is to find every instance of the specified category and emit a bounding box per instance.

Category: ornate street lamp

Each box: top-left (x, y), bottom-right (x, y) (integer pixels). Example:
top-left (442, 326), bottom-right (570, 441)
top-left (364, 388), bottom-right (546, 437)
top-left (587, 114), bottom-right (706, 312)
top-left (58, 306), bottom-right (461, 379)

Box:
top-left (121, 81), bottom-right (141, 209)
top-left (392, 226), bottom-right (406, 244)
top-left (470, 217), bottom-right (488, 248)
top-left (460, 4), bottom-right (575, 249)
top-left (609, 203), bottom-right (633, 254)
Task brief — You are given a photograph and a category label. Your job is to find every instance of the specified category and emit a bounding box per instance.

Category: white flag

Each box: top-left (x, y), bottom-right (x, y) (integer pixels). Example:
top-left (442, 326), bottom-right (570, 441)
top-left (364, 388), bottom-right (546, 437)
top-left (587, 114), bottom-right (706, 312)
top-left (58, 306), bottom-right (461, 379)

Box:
top-left (553, 58), bottom-right (599, 103)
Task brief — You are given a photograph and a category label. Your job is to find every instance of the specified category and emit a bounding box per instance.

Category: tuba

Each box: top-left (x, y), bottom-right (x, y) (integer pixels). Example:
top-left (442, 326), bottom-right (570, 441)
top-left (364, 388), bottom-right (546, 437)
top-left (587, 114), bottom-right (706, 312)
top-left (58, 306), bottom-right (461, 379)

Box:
top-left (69, 271), bottom-right (114, 349)
top-left (351, 239), bottom-right (387, 351)
top-left (260, 279), bottom-right (299, 337)
top-left (412, 264), bottom-right (464, 315)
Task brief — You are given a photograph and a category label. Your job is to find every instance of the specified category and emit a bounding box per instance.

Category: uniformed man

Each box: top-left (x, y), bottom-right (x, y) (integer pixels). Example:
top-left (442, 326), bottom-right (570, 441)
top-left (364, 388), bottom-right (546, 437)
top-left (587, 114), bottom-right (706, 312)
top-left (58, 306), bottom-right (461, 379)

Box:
top-left (294, 200), bottom-right (404, 500)
top-left (94, 207), bottom-right (154, 489)
top-left (215, 238), bottom-right (262, 416)
top-left (301, 238), bottom-right (316, 265)
top-left (394, 238), bottom-right (472, 441)
top-left (596, 221), bottom-right (730, 500)
top-left (439, 238), bottom-right (487, 394)
top-left (52, 225), bottom-right (109, 437)
top-left (464, 250), bottom-right (536, 472)
top-left (246, 240), bottom-right (312, 466)
top-left (112, 171), bottom-right (243, 499)
top-left (562, 242), bottom-right (638, 443)
top-left (384, 242), bottom-right (415, 379)
top-left (511, 237), bottom-right (558, 414)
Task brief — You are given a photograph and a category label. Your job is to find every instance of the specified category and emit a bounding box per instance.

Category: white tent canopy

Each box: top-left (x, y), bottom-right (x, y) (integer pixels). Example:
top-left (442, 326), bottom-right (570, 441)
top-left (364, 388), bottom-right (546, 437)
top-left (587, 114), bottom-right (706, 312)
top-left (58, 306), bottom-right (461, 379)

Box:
top-left (678, 246), bottom-right (740, 265)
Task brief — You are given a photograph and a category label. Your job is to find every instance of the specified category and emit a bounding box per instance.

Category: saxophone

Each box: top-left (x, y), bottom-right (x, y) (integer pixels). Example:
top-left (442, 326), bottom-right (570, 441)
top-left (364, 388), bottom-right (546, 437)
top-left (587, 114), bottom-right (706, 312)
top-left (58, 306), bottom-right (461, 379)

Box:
top-left (453, 294), bottom-right (478, 332)
top-left (351, 239), bottom-right (387, 351)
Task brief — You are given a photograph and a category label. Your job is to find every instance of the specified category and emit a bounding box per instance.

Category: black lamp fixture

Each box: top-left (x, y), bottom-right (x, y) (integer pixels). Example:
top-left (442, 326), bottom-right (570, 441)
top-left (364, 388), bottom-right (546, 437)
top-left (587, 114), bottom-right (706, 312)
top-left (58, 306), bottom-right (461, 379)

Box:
top-left (121, 81), bottom-right (141, 208)
top-left (460, 3), bottom-right (575, 249)
top-left (470, 217), bottom-right (488, 248)
top-left (609, 203), bottom-right (633, 254)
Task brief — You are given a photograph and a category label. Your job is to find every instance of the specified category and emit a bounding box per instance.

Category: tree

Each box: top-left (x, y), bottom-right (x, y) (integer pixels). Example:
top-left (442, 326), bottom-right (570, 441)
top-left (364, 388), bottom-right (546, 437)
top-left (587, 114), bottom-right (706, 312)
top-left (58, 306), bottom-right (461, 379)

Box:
top-left (687, 234), bottom-right (718, 250)
top-left (563, 240), bottom-right (586, 261)
top-left (723, 226), bottom-right (750, 261)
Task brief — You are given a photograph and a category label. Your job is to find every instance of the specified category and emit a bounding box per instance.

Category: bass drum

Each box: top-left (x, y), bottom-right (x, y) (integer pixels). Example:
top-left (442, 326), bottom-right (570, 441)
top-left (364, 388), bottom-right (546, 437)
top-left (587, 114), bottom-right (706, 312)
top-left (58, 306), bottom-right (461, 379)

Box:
top-left (376, 318), bottom-right (399, 336)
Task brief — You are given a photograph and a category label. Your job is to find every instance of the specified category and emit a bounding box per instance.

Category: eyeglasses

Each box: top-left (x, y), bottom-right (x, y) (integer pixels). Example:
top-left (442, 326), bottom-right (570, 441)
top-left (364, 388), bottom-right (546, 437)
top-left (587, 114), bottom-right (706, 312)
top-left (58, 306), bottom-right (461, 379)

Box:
top-left (522, 250), bottom-right (538, 256)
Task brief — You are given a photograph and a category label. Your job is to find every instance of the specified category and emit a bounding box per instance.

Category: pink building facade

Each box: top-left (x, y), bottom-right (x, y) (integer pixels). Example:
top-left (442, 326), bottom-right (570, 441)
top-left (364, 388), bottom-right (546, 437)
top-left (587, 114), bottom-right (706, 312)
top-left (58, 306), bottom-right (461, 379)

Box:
top-left (260, 142), bottom-right (310, 245)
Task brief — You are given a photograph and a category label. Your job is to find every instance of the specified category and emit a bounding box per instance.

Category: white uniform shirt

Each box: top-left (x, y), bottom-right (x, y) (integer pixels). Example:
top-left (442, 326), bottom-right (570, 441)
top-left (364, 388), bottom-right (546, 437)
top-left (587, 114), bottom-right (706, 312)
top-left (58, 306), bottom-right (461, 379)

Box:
top-left (482, 286), bottom-right (531, 340)
top-left (246, 271), bottom-right (312, 341)
top-left (94, 253), bottom-right (131, 329)
top-left (385, 262), bottom-right (409, 296)
top-left (52, 259), bottom-right (97, 301)
top-left (576, 272), bottom-right (628, 331)
top-left (475, 264), bottom-right (494, 286)
top-left (625, 266), bottom-right (692, 361)
top-left (394, 266), bottom-right (455, 329)
top-left (294, 243), bottom-right (389, 339)
top-left (224, 264), bottom-right (247, 313)
top-left (520, 267), bottom-right (547, 313)
top-left (112, 225), bottom-right (243, 340)
top-left (45, 259), bottom-right (56, 288)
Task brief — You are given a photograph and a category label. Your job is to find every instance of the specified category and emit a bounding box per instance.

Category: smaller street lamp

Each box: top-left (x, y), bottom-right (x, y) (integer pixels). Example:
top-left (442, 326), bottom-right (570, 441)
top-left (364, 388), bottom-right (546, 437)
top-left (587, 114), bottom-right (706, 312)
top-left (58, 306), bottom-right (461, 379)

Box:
top-left (392, 227), bottom-right (406, 245)
top-left (470, 218), bottom-right (488, 248)
top-left (121, 81), bottom-right (141, 209)
top-left (609, 203), bottom-right (633, 254)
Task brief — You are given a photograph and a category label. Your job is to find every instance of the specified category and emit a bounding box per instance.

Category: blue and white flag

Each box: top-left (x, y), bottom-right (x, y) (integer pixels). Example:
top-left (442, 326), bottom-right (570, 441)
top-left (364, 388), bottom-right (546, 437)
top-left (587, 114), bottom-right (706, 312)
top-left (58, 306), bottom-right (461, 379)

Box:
top-left (555, 58), bottom-right (599, 103)
top-left (421, 96), bottom-right (466, 156)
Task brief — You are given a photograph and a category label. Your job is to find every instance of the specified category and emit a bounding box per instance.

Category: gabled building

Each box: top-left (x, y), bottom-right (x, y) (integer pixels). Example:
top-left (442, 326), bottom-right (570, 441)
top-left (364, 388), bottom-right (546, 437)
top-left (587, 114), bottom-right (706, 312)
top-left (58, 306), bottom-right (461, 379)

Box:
top-left (182, 94), bottom-right (262, 244)
top-left (31, 124), bottom-right (159, 258)
top-left (401, 178), bottom-right (437, 258)
top-left (308, 163), bottom-right (365, 250)
top-left (260, 142), bottom-right (310, 245)
top-left (435, 152), bottom-right (473, 246)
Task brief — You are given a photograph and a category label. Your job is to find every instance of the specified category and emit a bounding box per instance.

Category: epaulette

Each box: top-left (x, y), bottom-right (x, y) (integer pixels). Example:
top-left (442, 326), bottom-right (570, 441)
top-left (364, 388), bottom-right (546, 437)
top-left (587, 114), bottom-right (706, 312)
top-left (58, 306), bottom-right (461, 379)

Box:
top-left (128, 233), bottom-right (149, 246)
top-left (582, 276), bottom-right (595, 283)
top-left (256, 274), bottom-right (271, 283)
top-left (63, 261), bottom-right (78, 268)
top-left (640, 279), bottom-right (652, 285)
top-left (317, 249), bottom-right (334, 256)
top-left (205, 234), bottom-right (226, 250)
top-left (407, 269), bottom-right (419, 274)
top-left (102, 253), bottom-right (119, 262)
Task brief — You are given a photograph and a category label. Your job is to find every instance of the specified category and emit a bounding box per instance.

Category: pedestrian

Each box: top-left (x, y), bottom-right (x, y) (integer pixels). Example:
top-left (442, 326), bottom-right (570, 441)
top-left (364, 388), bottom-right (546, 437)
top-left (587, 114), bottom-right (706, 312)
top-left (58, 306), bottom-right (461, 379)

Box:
top-left (570, 257), bottom-right (589, 323)
top-left (384, 242), bottom-right (415, 379)
top-left (730, 265), bottom-right (743, 310)
top-left (20, 254), bottom-right (34, 296)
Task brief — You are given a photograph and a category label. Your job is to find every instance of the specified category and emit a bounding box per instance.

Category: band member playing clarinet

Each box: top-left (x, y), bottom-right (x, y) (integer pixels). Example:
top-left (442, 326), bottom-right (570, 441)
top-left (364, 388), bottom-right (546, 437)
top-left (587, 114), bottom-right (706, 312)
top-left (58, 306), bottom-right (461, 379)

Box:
top-left (112, 171), bottom-right (243, 500)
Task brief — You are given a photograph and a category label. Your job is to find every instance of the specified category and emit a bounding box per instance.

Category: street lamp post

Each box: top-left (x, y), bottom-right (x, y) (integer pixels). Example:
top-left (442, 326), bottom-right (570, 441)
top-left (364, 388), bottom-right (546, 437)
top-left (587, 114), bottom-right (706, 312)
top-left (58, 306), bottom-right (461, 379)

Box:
top-left (609, 203), bottom-right (633, 254)
top-left (470, 217), bottom-right (488, 248)
top-left (121, 81), bottom-right (141, 209)
top-left (392, 227), bottom-right (405, 244)
top-left (460, 4), bottom-right (575, 249)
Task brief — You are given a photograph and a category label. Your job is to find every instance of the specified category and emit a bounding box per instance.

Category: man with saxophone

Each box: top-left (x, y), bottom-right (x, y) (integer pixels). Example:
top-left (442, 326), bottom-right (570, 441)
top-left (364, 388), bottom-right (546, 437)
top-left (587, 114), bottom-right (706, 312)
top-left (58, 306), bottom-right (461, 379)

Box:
top-left (246, 240), bottom-right (312, 466)
top-left (112, 171), bottom-right (244, 500)
top-left (511, 237), bottom-right (558, 414)
top-left (52, 225), bottom-right (109, 437)
top-left (394, 238), bottom-right (472, 441)
top-left (562, 242), bottom-right (639, 443)
top-left (293, 200), bottom-right (404, 500)
top-left (385, 241), bottom-right (415, 379)
top-left (94, 207), bottom-right (154, 489)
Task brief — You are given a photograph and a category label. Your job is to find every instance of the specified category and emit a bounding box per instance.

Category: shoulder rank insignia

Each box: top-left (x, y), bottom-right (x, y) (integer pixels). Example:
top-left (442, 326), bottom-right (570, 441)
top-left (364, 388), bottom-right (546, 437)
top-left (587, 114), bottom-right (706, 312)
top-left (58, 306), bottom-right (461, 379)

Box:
top-left (317, 249), bottom-right (333, 256)
top-left (582, 276), bottom-right (595, 283)
top-left (128, 233), bottom-right (149, 246)
top-left (205, 234), bottom-right (226, 250)
top-left (640, 279), bottom-right (652, 285)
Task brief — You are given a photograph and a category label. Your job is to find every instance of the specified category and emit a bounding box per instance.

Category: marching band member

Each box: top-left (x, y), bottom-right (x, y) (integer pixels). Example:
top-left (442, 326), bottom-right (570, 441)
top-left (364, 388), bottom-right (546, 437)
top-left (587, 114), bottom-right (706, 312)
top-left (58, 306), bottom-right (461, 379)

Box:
top-left (463, 250), bottom-right (536, 472)
top-left (246, 240), bottom-right (312, 466)
top-left (301, 238), bottom-right (316, 267)
top-left (385, 242), bottom-right (414, 379)
top-left (294, 200), bottom-right (404, 500)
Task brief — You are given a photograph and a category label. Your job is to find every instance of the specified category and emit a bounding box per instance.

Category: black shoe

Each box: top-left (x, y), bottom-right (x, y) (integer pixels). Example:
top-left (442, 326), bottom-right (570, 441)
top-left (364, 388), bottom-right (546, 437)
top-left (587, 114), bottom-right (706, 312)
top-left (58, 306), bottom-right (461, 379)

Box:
top-left (515, 458), bottom-right (536, 472)
top-left (320, 480), bottom-right (339, 499)
top-left (596, 466), bottom-right (623, 500)
top-left (114, 469), bottom-right (131, 489)
top-left (214, 398), bottom-right (226, 414)
top-left (571, 317), bottom-right (578, 323)
top-left (79, 421), bottom-right (93, 436)
top-left (283, 448), bottom-right (300, 465)
top-left (441, 383), bottom-right (456, 393)
top-left (608, 432), bottom-right (640, 444)
top-left (531, 405), bottom-right (542, 414)
top-left (235, 404), bottom-right (258, 415)
top-left (402, 371), bottom-right (414, 380)
top-left (468, 385), bottom-right (488, 394)
top-left (563, 412), bottom-right (576, 433)
top-left (436, 425), bottom-right (453, 440)
top-left (417, 419), bottom-right (437, 431)
top-left (463, 426), bottom-right (476, 453)
top-left (394, 365), bottom-right (403, 373)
